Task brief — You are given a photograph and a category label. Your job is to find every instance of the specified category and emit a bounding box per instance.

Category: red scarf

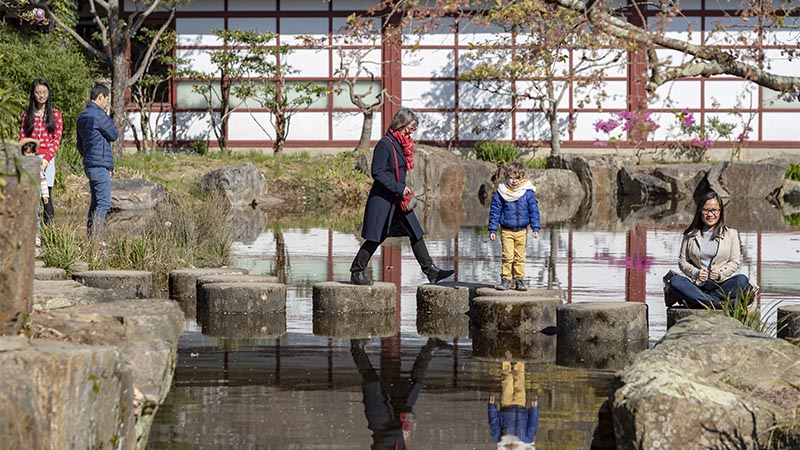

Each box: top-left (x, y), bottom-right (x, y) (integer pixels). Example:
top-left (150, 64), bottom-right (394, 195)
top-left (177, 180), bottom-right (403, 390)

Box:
top-left (389, 128), bottom-right (415, 170)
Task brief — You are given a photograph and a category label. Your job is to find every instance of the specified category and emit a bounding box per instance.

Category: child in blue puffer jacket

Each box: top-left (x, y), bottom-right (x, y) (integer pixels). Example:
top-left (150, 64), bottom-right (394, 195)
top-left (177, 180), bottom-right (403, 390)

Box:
top-left (488, 162), bottom-right (540, 291)
top-left (488, 361), bottom-right (539, 448)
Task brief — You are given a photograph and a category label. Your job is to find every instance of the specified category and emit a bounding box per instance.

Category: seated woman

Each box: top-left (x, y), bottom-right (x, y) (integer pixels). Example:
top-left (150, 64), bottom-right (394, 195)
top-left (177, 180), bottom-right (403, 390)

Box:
top-left (666, 190), bottom-right (753, 309)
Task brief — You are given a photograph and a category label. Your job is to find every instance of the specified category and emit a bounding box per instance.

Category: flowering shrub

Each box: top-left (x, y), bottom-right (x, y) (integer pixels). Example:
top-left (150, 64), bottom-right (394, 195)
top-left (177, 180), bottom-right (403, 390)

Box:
top-left (669, 109), bottom-right (738, 162)
top-left (593, 111), bottom-right (660, 163)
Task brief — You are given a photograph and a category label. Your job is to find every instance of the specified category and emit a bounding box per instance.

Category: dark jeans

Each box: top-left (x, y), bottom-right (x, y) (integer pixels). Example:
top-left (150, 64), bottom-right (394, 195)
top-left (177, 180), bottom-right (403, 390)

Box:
top-left (350, 237), bottom-right (433, 274)
top-left (85, 167), bottom-right (111, 237)
top-left (42, 187), bottom-right (54, 225)
top-left (668, 274), bottom-right (752, 309)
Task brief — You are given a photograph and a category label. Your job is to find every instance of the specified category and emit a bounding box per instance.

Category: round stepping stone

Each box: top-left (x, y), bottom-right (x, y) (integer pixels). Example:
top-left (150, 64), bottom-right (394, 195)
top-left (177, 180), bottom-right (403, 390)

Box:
top-left (72, 270), bottom-right (152, 299)
top-left (313, 311), bottom-right (396, 339)
top-left (475, 287), bottom-right (563, 301)
top-left (68, 261), bottom-right (89, 273)
top-left (667, 306), bottom-right (724, 329)
top-left (168, 268), bottom-right (249, 301)
top-left (777, 305), bottom-right (800, 343)
top-left (197, 282), bottom-right (285, 314)
top-left (416, 313), bottom-right (469, 339)
top-left (198, 311), bottom-right (286, 339)
top-left (34, 267), bottom-right (66, 281)
top-left (557, 302), bottom-right (649, 345)
top-left (312, 282), bottom-right (396, 314)
top-left (472, 296), bottom-right (561, 333)
top-left (416, 284), bottom-right (470, 315)
top-left (196, 274), bottom-right (280, 292)
top-left (471, 330), bottom-right (556, 362)
top-left (556, 339), bottom-right (648, 371)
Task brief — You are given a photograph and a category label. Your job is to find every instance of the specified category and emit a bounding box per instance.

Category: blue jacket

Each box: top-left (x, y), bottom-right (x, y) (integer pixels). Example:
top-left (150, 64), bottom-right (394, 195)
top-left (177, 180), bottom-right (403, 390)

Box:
top-left (488, 404), bottom-right (539, 443)
top-left (76, 101), bottom-right (118, 170)
top-left (488, 189), bottom-right (540, 233)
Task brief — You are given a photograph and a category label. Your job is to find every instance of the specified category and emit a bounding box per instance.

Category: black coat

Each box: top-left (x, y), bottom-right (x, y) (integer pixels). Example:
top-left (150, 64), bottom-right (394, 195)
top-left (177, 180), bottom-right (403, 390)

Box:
top-left (360, 132), bottom-right (424, 242)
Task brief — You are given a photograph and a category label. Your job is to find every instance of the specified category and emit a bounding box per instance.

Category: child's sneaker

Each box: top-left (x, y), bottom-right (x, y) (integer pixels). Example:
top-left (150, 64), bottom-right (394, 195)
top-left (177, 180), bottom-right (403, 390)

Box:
top-left (496, 279), bottom-right (512, 291)
top-left (514, 278), bottom-right (528, 291)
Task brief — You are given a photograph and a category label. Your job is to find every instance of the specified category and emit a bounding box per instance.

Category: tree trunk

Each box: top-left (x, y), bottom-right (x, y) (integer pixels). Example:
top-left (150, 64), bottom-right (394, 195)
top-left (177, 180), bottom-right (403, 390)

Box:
top-left (548, 111), bottom-right (561, 156)
top-left (110, 0), bottom-right (128, 158)
top-left (356, 111), bottom-right (374, 152)
top-left (273, 112), bottom-right (286, 154)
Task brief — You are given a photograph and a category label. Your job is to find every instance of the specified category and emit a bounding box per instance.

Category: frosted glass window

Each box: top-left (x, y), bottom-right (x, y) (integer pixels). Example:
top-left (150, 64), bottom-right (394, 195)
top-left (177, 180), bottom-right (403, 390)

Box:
top-left (332, 111), bottom-right (383, 140)
top-left (402, 49), bottom-right (455, 78)
top-left (228, 18), bottom-right (277, 35)
top-left (649, 81), bottom-right (702, 109)
top-left (458, 20), bottom-right (509, 46)
top-left (403, 17), bottom-right (455, 46)
top-left (177, 0), bottom-right (222, 11)
top-left (459, 82), bottom-right (513, 109)
top-left (705, 112), bottom-right (759, 142)
top-left (402, 81), bottom-right (456, 109)
top-left (705, 0), bottom-right (751, 10)
top-left (175, 112), bottom-right (218, 141)
top-left (333, 49), bottom-right (382, 78)
top-left (763, 88), bottom-right (800, 110)
top-left (516, 81), bottom-right (569, 110)
top-left (515, 112), bottom-right (569, 142)
top-left (228, 112), bottom-right (274, 140)
top-left (571, 112), bottom-right (619, 140)
top-left (649, 0), bottom-right (702, 10)
top-left (762, 113), bottom-right (800, 141)
top-left (573, 49), bottom-right (628, 78)
top-left (573, 81), bottom-right (627, 110)
top-left (704, 17), bottom-right (755, 46)
top-left (416, 112), bottom-right (456, 141)
top-left (655, 49), bottom-right (698, 67)
top-left (176, 82), bottom-right (221, 109)
top-left (458, 49), bottom-right (509, 76)
top-left (763, 49), bottom-right (800, 77)
top-left (647, 16), bottom-right (702, 45)
top-left (459, 112), bottom-right (512, 141)
top-left (765, 17), bottom-right (800, 46)
top-left (648, 112), bottom-right (683, 141)
top-left (287, 113), bottom-right (330, 140)
top-left (332, 0), bottom-right (373, 10)
top-left (176, 19), bottom-right (224, 46)
top-left (333, 81), bottom-right (383, 108)
top-left (280, 18), bottom-right (329, 45)
top-left (284, 49), bottom-right (330, 78)
top-left (176, 49), bottom-right (218, 75)
top-left (281, 1), bottom-right (329, 10)
top-left (704, 81), bottom-right (758, 109)
top-left (228, 0), bottom-right (277, 10)
top-left (124, 112), bottom-right (173, 141)
top-left (285, 82), bottom-right (330, 109)
top-left (229, 81), bottom-right (273, 109)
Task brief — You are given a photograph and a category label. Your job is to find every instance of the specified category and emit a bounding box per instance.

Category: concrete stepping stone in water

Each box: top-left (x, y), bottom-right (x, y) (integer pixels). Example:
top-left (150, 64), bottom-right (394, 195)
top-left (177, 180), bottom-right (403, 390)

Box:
top-left (416, 283), bottom-right (471, 315)
top-left (168, 267), bottom-right (249, 302)
top-left (470, 329), bottom-right (557, 363)
top-left (472, 295), bottom-right (562, 333)
top-left (666, 306), bottom-right (725, 329)
top-left (197, 282), bottom-right (286, 314)
top-left (312, 311), bottom-right (396, 339)
top-left (72, 270), bottom-right (152, 299)
top-left (33, 279), bottom-right (121, 311)
top-left (777, 304), bottom-right (800, 344)
top-left (33, 267), bottom-right (66, 281)
top-left (416, 312), bottom-right (470, 339)
top-left (196, 273), bottom-right (280, 291)
top-left (198, 311), bottom-right (286, 339)
top-left (312, 281), bottom-right (396, 314)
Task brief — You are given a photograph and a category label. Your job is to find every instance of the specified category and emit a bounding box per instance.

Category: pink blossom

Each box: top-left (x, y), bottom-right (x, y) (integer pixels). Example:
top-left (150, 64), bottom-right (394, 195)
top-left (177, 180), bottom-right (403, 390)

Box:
top-left (691, 138), bottom-right (712, 149)
top-left (681, 110), bottom-right (695, 127)
top-left (593, 119), bottom-right (620, 134)
top-left (33, 8), bottom-right (45, 22)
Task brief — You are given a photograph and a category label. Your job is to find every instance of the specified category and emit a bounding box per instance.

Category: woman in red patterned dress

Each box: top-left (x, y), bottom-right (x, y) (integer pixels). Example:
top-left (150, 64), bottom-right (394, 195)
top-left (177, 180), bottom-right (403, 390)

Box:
top-left (19, 78), bottom-right (63, 225)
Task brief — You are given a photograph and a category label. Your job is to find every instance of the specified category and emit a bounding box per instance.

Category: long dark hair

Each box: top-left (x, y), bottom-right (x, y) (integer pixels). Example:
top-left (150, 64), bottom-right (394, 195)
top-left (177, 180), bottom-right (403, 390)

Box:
top-left (24, 78), bottom-right (56, 136)
top-left (684, 190), bottom-right (727, 239)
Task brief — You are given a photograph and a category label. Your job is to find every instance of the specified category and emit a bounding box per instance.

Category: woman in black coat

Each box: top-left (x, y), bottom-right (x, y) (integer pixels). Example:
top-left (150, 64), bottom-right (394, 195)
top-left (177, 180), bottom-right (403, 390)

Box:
top-left (350, 108), bottom-right (454, 285)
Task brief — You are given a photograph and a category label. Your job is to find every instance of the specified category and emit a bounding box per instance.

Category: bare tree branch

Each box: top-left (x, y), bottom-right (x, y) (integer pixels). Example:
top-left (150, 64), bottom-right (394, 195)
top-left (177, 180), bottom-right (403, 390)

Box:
top-left (88, 0), bottom-right (110, 49)
top-left (127, 8), bottom-right (176, 88)
top-left (130, 0), bottom-right (164, 36)
top-left (36, 3), bottom-right (110, 64)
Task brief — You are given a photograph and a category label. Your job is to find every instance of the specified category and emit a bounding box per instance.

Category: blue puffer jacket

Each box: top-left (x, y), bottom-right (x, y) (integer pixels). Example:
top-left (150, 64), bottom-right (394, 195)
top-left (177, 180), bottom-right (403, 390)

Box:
top-left (76, 101), bottom-right (118, 170)
top-left (488, 404), bottom-right (539, 443)
top-left (488, 189), bottom-right (540, 233)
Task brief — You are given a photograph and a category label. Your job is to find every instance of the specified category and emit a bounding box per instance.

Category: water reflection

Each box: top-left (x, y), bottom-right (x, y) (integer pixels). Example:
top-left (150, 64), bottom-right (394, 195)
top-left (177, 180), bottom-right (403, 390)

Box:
top-left (148, 222), bottom-right (799, 450)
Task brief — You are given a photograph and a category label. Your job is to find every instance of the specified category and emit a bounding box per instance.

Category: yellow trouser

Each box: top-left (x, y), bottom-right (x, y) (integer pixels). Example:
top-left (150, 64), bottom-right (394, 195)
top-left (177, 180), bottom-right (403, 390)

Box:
top-left (500, 361), bottom-right (526, 407)
top-left (500, 228), bottom-right (527, 280)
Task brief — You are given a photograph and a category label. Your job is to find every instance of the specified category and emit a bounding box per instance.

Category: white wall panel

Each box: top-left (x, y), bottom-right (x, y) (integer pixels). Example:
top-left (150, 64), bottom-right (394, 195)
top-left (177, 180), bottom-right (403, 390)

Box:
top-left (704, 17), bottom-right (755, 46)
top-left (124, 112), bottom-right (173, 141)
top-left (705, 0), bottom-right (751, 10)
top-left (332, 112), bottom-right (383, 140)
top-left (332, 17), bottom-right (381, 44)
top-left (333, 81), bottom-right (382, 108)
top-left (458, 21), bottom-right (509, 46)
top-left (285, 81), bottom-right (329, 108)
top-left (228, 18), bottom-right (277, 34)
top-left (332, 0), bottom-right (373, 10)
top-left (287, 113), bottom-right (330, 140)
top-left (281, 1), bottom-right (329, 10)
top-left (762, 88), bottom-right (800, 110)
top-left (459, 82), bottom-right (512, 109)
top-left (648, 112), bottom-right (676, 141)
top-left (650, 81), bottom-right (702, 109)
top-left (765, 17), bottom-right (800, 45)
top-left (228, 0), bottom-right (277, 10)
top-left (333, 49), bottom-right (382, 78)
top-left (572, 112), bottom-right (618, 141)
top-left (280, 18), bottom-right (329, 45)
top-left (515, 112), bottom-right (569, 142)
top-left (176, 49), bottom-right (218, 75)
top-left (416, 112), bottom-right (455, 141)
top-left (573, 81), bottom-right (627, 109)
top-left (284, 49), bottom-right (330, 78)
top-left (655, 49), bottom-right (697, 67)
top-left (175, 112), bottom-right (218, 141)
top-left (458, 49), bottom-right (511, 75)
top-left (176, 18), bottom-right (224, 46)
top-left (705, 112), bottom-right (759, 142)
top-left (704, 80), bottom-right (757, 109)
top-left (402, 81), bottom-right (456, 109)
top-left (403, 49), bottom-right (455, 78)
top-left (228, 112), bottom-right (274, 141)
top-left (762, 113), bottom-right (800, 141)
top-left (459, 112), bottom-right (512, 140)
top-left (573, 49), bottom-right (628, 78)
top-left (403, 18), bottom-right (455, 46)
top-left (763, 49), bottom-right (800, 77)
top-left (516, 81), bottom-right (569, 110)
top-left (177, 0), bottom-right (222, 11)
top-left (647, 16), bottom-right (702, 45)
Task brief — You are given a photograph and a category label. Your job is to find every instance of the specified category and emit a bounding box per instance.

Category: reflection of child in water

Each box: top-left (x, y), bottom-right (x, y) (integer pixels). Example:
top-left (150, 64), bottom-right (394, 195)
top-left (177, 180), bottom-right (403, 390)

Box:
top-left (488, 361), bottom-right (539, 449)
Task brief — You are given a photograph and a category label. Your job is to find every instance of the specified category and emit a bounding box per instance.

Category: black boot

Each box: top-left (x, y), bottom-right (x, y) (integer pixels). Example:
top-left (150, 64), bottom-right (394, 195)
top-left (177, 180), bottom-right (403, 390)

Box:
top-left (351, 271), bottom-right (374, 286)
top-left (425, 264), bottom-right (454, 284)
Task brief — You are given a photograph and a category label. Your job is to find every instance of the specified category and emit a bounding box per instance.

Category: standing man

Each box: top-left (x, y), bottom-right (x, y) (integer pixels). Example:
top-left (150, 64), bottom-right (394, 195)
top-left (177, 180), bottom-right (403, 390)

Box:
top-left (77, 82), bottom-right (118, 237)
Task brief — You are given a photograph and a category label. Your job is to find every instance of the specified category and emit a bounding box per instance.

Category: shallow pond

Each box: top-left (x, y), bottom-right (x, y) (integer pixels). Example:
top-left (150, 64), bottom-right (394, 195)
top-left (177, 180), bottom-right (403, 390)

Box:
top-left (148, 224), bottom-right (800, 450)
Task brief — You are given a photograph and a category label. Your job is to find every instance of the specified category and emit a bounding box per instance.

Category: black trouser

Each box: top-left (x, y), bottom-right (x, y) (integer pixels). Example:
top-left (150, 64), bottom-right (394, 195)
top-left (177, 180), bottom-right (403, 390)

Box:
top-left (42, 187), bottom-right (54, 225)
top-left (350, 237), bottom-right (433, 274)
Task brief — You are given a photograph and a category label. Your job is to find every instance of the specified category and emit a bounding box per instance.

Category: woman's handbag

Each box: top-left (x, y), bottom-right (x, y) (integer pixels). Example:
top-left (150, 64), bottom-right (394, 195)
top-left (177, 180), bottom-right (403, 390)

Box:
top-left (390, 142), bottom-right (416, 212)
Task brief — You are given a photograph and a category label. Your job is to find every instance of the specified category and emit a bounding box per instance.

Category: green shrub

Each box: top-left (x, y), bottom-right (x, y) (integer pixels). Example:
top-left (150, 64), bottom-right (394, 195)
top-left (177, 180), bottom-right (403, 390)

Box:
top-left (786, 163), bottom-right (800, 182)
top-left (786, 213), bottom-right (800, 227)
top-left (40, 220), bottom-right (86, 270)
top-left (190, 140), bottom-right (208, 156)
top-left (474, 141), bottom-right (520, 165)
top-left (523, 156), bottom-right (547, 170)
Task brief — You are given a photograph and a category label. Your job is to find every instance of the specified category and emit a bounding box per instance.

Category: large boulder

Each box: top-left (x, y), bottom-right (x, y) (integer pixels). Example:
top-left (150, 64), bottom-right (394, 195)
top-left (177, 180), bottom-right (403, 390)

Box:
top-left (528, 168), bottom-right (585, 224)
top-left (0, 155), bottom-right (38, 335)
top-left (407, 145), bottom-right (496, 201)
top-left (110, 178), bottom-right (166, 210)
top-left (702, 161), bottom-right (788, 203)
top-left (548, 155), bottom-right (622, 228)
top-left (618, 164), bottom-right (710, 201)
top-left (611, 314), bottom-right (800, 450)
top-left (198, 163), bottom-right (265, 207)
